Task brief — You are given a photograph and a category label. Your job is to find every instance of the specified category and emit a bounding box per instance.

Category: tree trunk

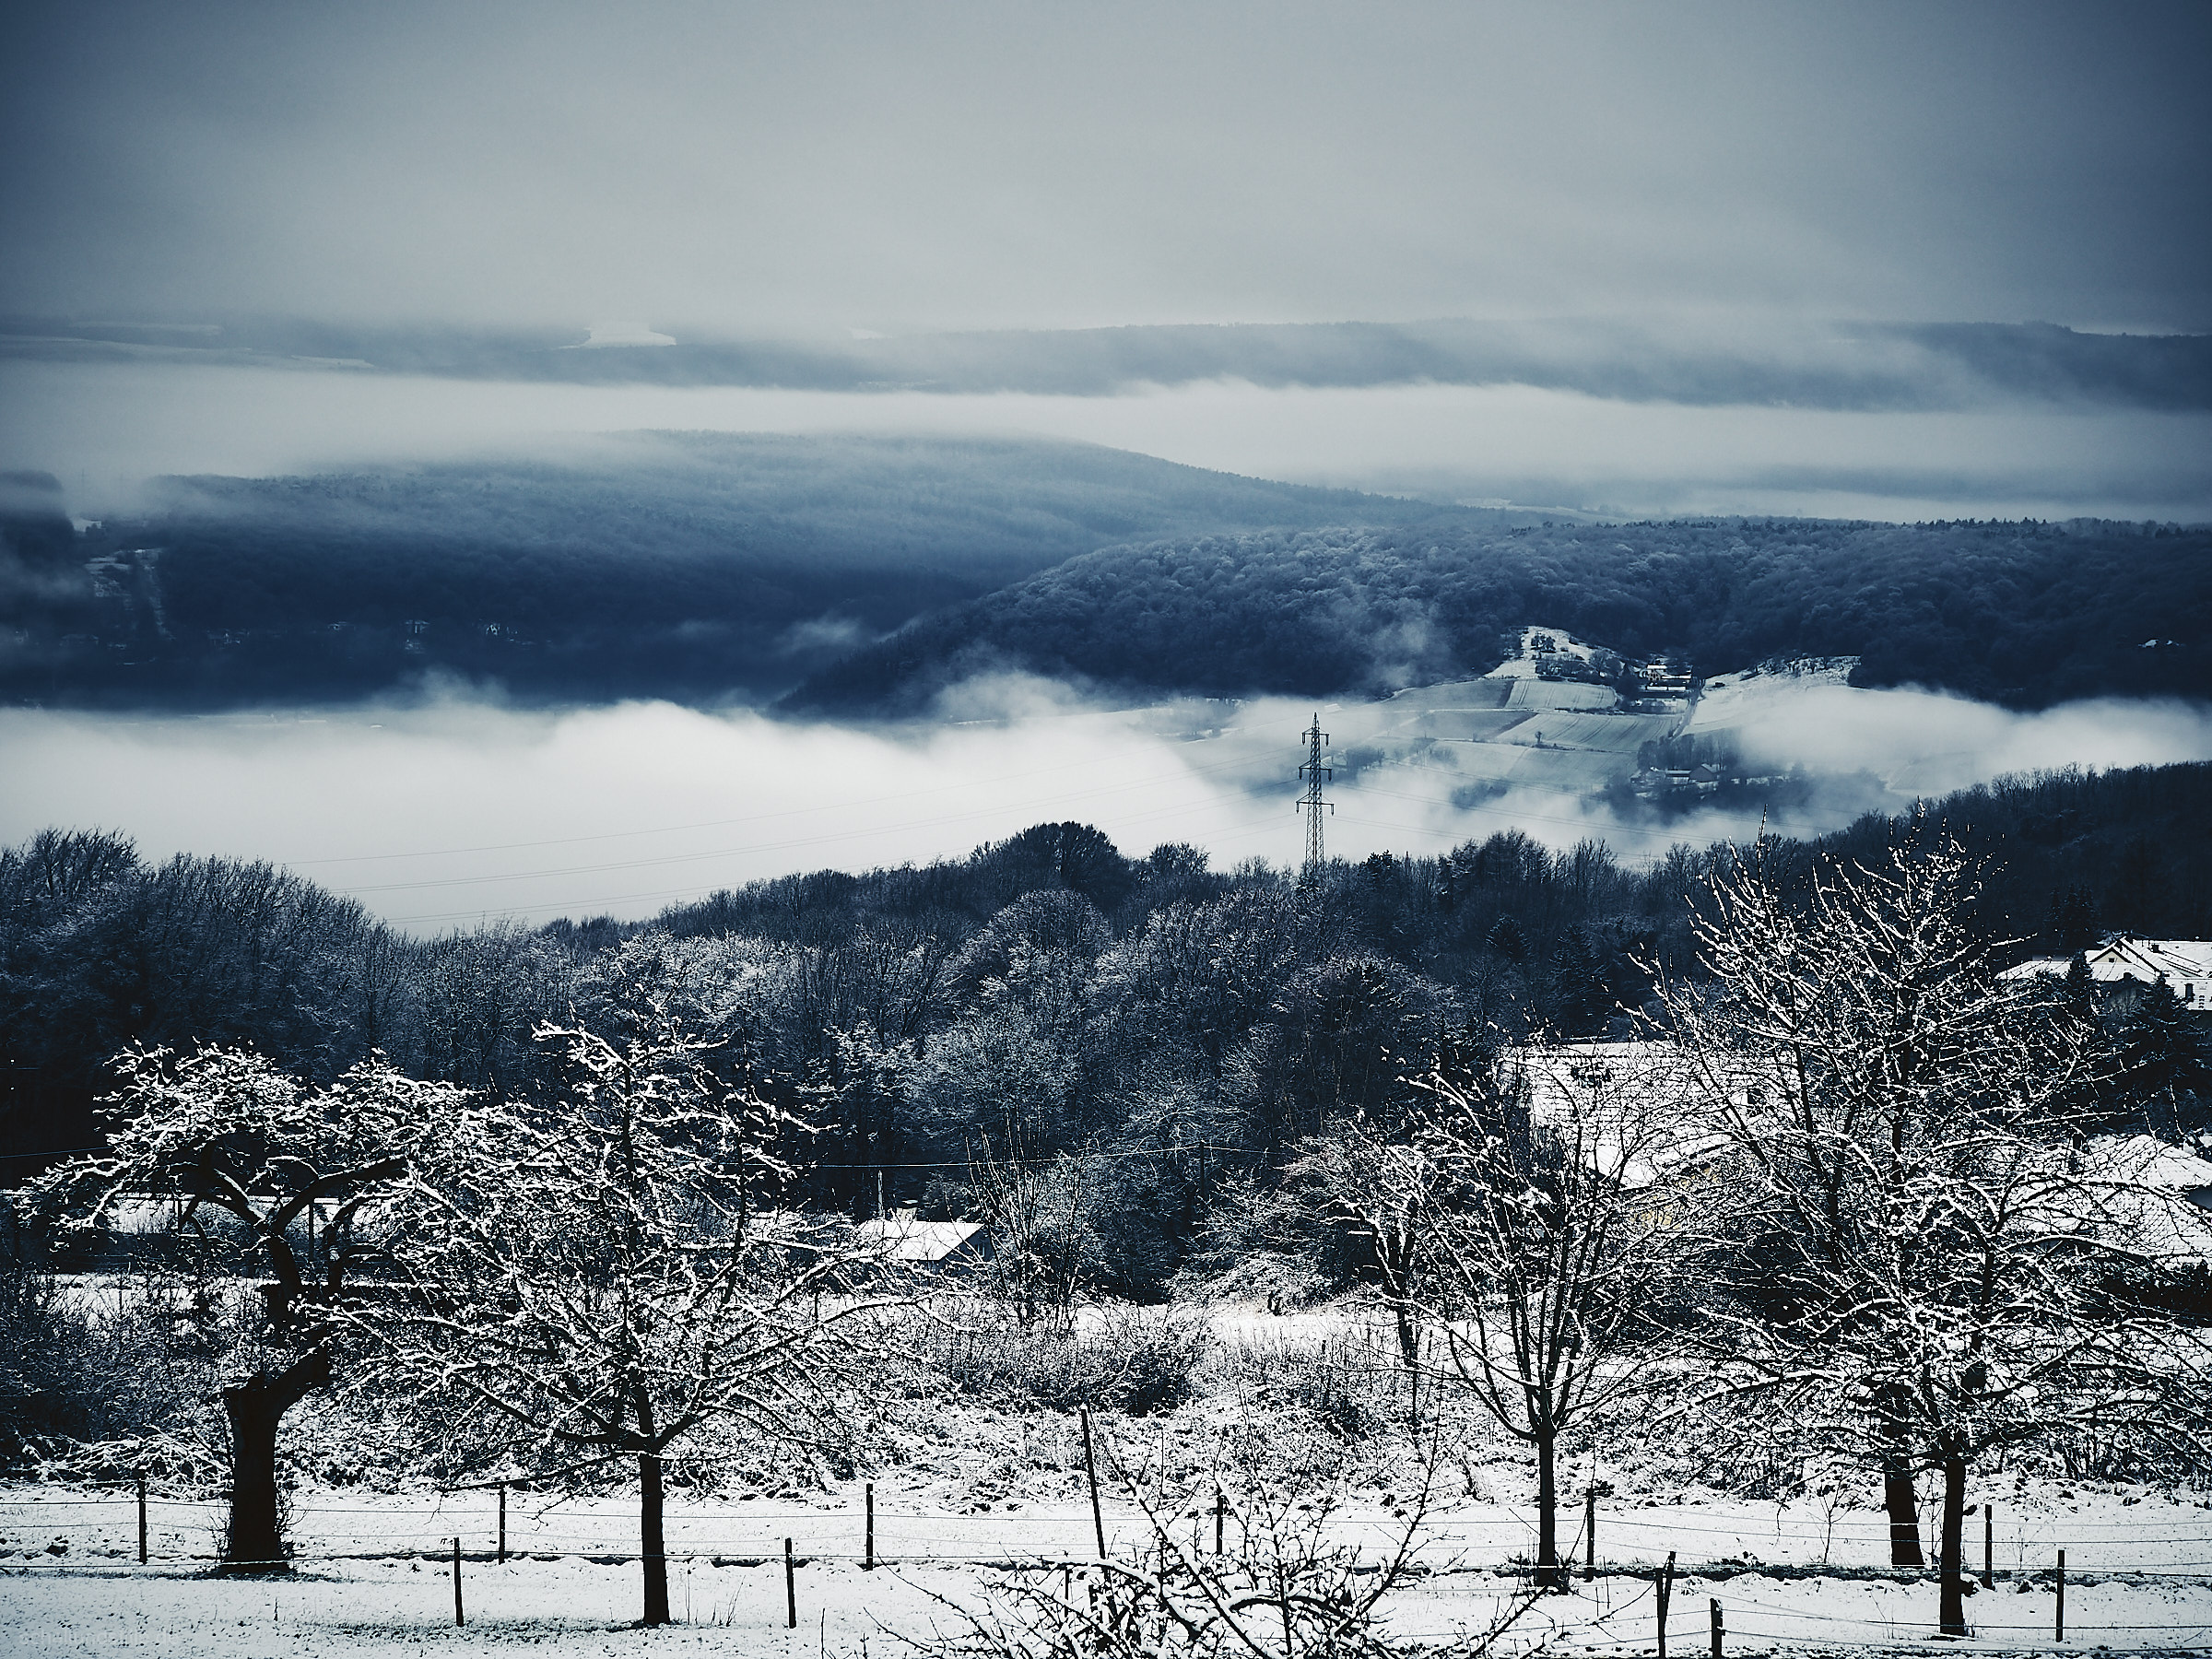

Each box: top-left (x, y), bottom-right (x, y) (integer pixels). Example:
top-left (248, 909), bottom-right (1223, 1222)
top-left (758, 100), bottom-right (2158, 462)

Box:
top-left (640, 1451), bottom-right (670, 1626)
top-left (1535, 1426), bottom-right (1563, 1592)
top-left (1877, 1384), bottom-right (1924, 1568)
top-left (1937, 1449), bottom-right (1969, 1638)
top-left (1393, 1301), bottom-right (1418, 1371)
top-left (1883, 1454), bottom-right (1925, 1568)
top-left (218, 1350), bottom-right (327, 1573)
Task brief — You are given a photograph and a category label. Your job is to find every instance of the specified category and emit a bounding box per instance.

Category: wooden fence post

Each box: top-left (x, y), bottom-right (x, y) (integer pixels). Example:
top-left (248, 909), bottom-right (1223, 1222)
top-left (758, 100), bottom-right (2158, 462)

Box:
top-left (865, 1482), bottom-right (876, 1571)
top-left (453, 1536), bottom-right (464, 1627)
top-left (136, 1472), bottom-right (147, 1565)
top-left (1080, 1408), bottom-right (1106, 1559)
top-left (1982, 1507), bottom-right (1993, 1590)
top-left (2055, 1548), bottom-right (2065, 1642)
top-left (785, 1537), bottom-right (797, 1629)
top-left (1709, 1596), bottom-right (1723, 1659)
top-left (1584, 1488), bottom-right (1596, 1581)
top-left (1656, 1549), bottom-right (1676, 1659)
top-left (1215, 1489), bottom-right (1225, 1556)
top-left (498, 1483), bottom-right (507, 1564)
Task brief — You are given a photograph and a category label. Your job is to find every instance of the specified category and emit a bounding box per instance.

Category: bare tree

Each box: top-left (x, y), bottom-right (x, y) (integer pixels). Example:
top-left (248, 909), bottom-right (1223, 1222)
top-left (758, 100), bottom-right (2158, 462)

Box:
top-left (1283, 1115), bottom-right (1436, 1371)
top-left (1285, 1034), bottom-right (1516, 1374)
top-left (1656, 830), bottom-right (2203, 1637)
top-left (968, 1125), bottom-right (1095, 1332)
top-left (29, 1044), bottom-right (461, 1571)
top-left (356, 994), bottom-right (899, 1626)
top-left (1414, 1038), bottom-right (1678, 1591)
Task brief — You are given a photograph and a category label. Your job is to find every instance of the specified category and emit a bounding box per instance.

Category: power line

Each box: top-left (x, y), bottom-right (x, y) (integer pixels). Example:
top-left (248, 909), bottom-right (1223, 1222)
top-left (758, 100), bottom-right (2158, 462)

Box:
top-left (384, 800), bottom-right (1300, 924)
top-left (1338, 786), bottom-right (1697, 848)
top-left (340, 751), bottom-right (1273, 900)
top-left (343, 734), bottom-right (1721, 925)
top-left (275, 711), bottom-right (1732, 916)
top-left (278, 745), bottom-right (1135, 867)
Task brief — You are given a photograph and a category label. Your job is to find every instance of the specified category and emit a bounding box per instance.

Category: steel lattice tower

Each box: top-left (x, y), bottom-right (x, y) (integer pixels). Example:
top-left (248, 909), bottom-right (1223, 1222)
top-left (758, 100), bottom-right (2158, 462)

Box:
top-left (1298, 713), bottom-right (1333, 872)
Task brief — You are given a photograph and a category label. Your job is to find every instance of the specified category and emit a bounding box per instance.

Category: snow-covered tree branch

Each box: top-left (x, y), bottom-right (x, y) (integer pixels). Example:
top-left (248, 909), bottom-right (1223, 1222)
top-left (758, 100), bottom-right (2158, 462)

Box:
top-left (1654, 826), bottom-right (2207, 1636)
top-left (920, 1432), bottom-right (1500, 1659)
top-left (351, 988), bottom-right (905, 1625)
top-left (26, 1044), bottom-right (464, 1571)
top-left (1412, 1034), bottom-right (1680, 1590)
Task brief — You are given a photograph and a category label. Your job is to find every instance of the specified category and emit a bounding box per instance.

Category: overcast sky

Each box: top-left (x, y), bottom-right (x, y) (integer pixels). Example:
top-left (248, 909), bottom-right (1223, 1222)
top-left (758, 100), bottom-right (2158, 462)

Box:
top-left (6, 0), bottom-right (2208, 337)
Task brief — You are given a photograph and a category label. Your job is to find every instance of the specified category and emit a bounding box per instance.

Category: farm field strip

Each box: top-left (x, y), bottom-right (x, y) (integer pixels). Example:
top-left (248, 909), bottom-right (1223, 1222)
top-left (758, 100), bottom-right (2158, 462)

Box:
top-left (7, 1541), bottom-right (2212, 1657)
top-left (1497, 712), bottom-right (1675, 753)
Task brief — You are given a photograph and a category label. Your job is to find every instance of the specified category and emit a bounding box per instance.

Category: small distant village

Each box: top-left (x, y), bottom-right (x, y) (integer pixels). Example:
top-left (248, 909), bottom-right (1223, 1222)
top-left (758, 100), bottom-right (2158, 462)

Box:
top-left (2003, 935), bottom-right (2212, 1014)
top-left (1453, 626), bottom-right (1813, 806)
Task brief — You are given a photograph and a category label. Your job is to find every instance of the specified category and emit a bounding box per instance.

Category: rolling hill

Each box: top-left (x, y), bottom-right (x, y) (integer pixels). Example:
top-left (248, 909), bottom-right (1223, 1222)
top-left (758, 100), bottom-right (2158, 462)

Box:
top-left (0, 434), bottom-right (1515, 710)
top-left (781, 517), bottom-right (2212, 716)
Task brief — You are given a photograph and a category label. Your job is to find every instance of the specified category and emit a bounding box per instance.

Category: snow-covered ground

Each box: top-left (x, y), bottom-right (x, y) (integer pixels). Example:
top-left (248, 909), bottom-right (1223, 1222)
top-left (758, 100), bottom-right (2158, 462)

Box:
top-left (7, 1479), bottom-right (2211, 1654)
top-left (12, 1552), bottom-right (2210, 1658)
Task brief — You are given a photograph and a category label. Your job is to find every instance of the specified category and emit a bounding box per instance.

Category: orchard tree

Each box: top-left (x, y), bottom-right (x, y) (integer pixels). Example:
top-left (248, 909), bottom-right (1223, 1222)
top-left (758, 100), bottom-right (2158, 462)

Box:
top-left (1414, 1038), bottom-right (1679, 1591)
top-left (1282, 1115), bottom-right (1436, 1371)
top-left (1658, 830), bottom-right (2201, 1637)
top-left (29, 1045), bottom-right (463, 1571)
top-left (1280, 1030), bottom-right (1508, 1371)
top-left (358, 992), bottom-right (901, 1626)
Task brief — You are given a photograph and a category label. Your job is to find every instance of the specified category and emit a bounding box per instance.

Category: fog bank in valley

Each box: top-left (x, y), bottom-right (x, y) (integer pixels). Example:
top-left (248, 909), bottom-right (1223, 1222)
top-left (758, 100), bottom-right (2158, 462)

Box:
top-left (3, 676), bottom-right (2207, 934)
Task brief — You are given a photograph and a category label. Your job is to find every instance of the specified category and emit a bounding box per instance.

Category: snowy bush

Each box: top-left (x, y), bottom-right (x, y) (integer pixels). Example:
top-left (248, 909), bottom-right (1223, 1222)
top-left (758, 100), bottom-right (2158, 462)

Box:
top-left (1169, 1248), bottom-right (1333, 1312)
top-left (0, 1253), bottom-right (233, 1479)
top-left (1210, 1328), bottom-right (1405, 1446)
top-left (927, 1302), bottom-right (1210, 1416)
top-left (917, 1455), bottom-right (1503, 1659)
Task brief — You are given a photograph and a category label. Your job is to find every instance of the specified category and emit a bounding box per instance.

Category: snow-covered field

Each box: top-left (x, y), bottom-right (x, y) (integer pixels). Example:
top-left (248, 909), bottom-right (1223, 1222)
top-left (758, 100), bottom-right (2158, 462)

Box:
top-left (7, 1479), bottom-right (2212, 1654)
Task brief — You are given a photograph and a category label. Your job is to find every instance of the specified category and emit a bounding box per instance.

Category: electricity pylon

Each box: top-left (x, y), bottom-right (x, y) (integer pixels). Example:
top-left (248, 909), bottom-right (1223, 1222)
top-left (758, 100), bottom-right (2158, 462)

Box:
top-left (1298, 713), bottom-right (1333, 873)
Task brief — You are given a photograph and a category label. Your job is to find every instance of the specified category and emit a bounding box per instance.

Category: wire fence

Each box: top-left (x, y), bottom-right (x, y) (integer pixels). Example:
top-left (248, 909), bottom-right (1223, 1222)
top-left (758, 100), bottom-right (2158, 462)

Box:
top-left (10, 1489), bottom-right (2212, 1558)
top-left (8, 1482), bottom-right (2212, 1651)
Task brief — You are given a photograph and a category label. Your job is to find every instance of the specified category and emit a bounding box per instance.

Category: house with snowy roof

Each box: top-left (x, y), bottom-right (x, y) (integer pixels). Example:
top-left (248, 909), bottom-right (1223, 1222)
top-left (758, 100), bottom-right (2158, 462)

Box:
top-left (1997, 938), bottom-right (2212, 1014)
top-left (1515, 1040), bottom-right (1744, 1202)
top-left (2081, 1134), bottom-right (2212, 1266)
top-left (1525, 1041), bottom-right (2212, 1265)
top-left (853, 1209), bottom-right (993, 1273)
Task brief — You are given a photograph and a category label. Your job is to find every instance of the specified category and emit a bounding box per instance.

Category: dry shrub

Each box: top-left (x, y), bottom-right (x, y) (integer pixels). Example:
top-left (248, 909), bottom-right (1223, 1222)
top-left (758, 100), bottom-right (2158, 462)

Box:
top-left (929, 1302), bottom-right (1211, 1416)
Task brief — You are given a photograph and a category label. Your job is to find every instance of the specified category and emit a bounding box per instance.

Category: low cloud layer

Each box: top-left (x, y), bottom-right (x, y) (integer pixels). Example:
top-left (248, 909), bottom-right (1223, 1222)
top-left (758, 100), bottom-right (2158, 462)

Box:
top-left (7, 319), bottom-right (2206, 411)
top-left (1706, 684), bottom-right (2212, 798)
top-left (0, 695), bottom-right (1290, 932)
top-left (7, 363), bottom-right (2208, 523)
top-left (5, 678), bottom-right (2208, 935)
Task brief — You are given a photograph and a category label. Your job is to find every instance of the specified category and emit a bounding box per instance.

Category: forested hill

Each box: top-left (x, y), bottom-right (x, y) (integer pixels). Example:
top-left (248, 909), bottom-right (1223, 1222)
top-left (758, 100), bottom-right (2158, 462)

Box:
top-left (782, 517), bottom-right (2212, 714)
top-left (6, 760), bottom-right (2207, 1238)
top-left (18, 440), bottom-right (2204, 715)
top-left (0, 435), bottom-right (1507, 710)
